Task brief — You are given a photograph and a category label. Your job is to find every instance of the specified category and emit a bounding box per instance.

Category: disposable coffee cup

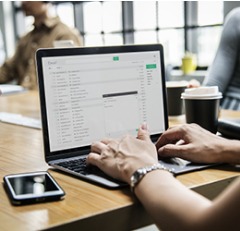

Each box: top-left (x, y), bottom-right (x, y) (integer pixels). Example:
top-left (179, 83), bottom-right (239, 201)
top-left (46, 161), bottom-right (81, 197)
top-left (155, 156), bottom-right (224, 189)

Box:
top-left (181, 86), bottom-right (222, 133)
top-left (166, 81), bottom-right (188, 116)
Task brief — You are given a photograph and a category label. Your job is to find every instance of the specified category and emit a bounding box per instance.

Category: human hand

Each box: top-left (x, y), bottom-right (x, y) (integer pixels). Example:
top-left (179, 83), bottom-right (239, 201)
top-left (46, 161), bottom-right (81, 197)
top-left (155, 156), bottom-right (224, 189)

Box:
top-left (187, 79), bottom-right (201, 88)
top-left (87, 124), bottom-right (158, 184)
top-left (156, 123), bottom-right (228, 163)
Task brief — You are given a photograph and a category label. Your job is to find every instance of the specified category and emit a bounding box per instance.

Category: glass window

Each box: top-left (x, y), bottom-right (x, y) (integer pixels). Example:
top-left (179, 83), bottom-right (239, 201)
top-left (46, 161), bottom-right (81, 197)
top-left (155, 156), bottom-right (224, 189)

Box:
top-left (134, 31), bottom-right (157, 44)
top-left (133, 1), bottom-right (184, 65)
top-left (158, 2), bottom-right (184, 28)
top-left (11, 1), bottom-right (225, 68)
top-left (83, 2), bottom-right (102, 33)
top-left (158, 29), bottom-right (184, 65)
top-left (133, 1), bottom-right (157, 30)
top-left (102, 2), bottom-right (122, 32)
top-left (196, 26), bottom-right (223, 66)
top-left (84, 34), bottom-right (103, 46)
top-left (83, 1), bottom-right (122, 46)
top-left (55, 2), bottom-right (75, 28)
top-left (198, 2), bottom-right (223, 25)
top-left (195, 2), bottom-right (223, 66)
top-left (104, 33), bottom-right (123, 45)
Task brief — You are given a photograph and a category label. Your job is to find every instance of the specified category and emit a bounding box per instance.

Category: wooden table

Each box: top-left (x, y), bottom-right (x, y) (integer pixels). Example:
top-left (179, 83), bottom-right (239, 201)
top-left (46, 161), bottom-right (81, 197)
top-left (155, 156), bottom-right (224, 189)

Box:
top-left (0, 91), bottom-right (239, 231)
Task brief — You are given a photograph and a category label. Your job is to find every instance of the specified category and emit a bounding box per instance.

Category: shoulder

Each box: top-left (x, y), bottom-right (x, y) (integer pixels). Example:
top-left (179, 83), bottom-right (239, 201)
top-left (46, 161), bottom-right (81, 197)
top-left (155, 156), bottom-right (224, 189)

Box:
top-left (47, 17), bottom-right (74, 32)
top-left (225, 7), bottom-right (240, 26)
top-left (221, 8), bottom-right (240, 40)
top-left (46, 17), bottom-right (82, 45)
top-left (48, 17), bottom-right (80, 36)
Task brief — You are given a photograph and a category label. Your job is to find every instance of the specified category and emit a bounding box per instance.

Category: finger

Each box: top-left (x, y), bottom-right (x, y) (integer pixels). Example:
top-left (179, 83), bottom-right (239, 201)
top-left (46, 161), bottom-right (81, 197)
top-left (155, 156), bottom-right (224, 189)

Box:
top-left (141, 122), bottom-right (148, 131)
top-left (101, 137), bottom-right (121, 145)
top-left (86, 152), bottom-right (101, 167)
top-left (91, 141), bottom-right (107, 153)
top-left (155, 125), bottom-right (187, 150)
top-left (137, 124), bottom-right (151, 142)
top-left (101, 138), bottom-right (113, 145)
top-left (107, 139), bottom-right (120, 154)
top-left (158, 143), bottom-right (191, 160)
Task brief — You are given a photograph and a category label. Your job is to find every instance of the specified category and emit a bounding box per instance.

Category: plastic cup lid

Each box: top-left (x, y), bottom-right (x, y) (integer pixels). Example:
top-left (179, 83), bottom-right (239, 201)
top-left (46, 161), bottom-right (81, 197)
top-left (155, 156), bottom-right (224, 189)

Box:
top-left (166, 81), bottom-right (189, 88)
top-left (181, 86), bottom-right (222, 99)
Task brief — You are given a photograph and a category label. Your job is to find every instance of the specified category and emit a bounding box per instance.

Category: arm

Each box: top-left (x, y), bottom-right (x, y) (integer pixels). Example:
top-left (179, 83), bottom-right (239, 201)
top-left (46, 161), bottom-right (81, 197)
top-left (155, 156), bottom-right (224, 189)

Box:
top-left (135, 171), bottom-right (240, 231)
top-left (203, 8), bottom-right (240, 94)
top-left (0, 33), bottom-right (30, 84)
top-left (156, 123), bottom-right (240, 164)
top-left (87, 125), bottom-right (240, 231)
top-left (0, 54), bottom-right (19, 84)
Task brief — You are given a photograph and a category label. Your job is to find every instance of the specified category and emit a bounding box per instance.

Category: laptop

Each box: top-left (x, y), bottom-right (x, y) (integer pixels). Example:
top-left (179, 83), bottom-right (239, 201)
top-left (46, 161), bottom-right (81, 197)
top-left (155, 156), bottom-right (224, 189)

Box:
top-left (36, 44), bottom-right (211, 189)
top-left (218, 118), bottom-right (240, 140)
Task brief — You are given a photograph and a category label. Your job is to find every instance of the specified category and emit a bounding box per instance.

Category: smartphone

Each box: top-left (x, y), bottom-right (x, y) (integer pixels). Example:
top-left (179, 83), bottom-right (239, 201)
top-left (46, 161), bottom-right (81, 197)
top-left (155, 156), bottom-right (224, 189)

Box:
top-left (3, 171), bottom-right (65, 205)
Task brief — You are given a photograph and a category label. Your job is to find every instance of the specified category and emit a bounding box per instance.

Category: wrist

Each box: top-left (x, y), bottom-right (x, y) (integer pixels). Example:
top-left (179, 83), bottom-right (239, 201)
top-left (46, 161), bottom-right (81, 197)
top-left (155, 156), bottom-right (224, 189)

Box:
top-left (130, 163), bottom-right (173, 192)
top-left (221, 139), bottom-right (240, 164)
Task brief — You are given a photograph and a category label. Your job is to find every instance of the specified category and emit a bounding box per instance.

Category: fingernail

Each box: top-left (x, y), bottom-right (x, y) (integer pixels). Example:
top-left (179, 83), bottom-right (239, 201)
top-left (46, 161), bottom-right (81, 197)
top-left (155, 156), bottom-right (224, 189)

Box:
top-left (142, 122), bottom-right (148, 131)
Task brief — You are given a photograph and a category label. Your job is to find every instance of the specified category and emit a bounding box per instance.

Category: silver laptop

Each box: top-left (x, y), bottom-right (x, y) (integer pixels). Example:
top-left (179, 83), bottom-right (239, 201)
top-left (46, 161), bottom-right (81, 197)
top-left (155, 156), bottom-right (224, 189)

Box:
top-left (36, 44), bottom-right (210, 189)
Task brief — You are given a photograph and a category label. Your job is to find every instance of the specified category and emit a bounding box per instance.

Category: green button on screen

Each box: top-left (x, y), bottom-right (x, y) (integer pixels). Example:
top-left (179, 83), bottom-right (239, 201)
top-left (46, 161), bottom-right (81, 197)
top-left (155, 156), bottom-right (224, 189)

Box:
top-left (113, 56), bottom-right (119, 61)
top-left (146, 64), bottom-right (156, 69)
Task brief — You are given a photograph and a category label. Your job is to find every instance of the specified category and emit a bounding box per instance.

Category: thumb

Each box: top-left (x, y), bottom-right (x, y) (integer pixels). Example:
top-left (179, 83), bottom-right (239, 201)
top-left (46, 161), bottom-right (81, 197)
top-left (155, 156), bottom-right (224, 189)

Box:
top-left (137, 123), bottom-right (151, 142)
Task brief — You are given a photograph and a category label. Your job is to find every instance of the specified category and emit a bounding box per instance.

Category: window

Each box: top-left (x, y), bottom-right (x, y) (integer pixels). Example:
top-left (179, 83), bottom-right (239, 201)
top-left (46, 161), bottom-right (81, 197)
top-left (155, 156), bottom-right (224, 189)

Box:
top-left (195, 1), bottom-right (223, 66)
top-left (83, 1), bottom-right (122, 46)
top-left (54, 2), bottom-right (75, 28)
top-left (11, 1), bottom-right (225, 68)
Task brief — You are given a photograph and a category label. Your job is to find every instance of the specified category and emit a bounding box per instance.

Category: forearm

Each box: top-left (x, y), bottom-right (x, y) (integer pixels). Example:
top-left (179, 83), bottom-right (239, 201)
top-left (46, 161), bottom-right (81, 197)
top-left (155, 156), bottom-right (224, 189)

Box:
top-left (134, 170), bottom-right (212, 231)
top-left (220, 139), bottom-right (240, 164)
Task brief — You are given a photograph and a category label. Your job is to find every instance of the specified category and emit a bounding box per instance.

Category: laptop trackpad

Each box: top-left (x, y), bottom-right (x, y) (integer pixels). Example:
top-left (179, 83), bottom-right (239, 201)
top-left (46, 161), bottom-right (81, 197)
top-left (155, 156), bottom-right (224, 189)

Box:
top-left (159, 157), bottom-right (212, 174)
top-left (86, 174), bottom-right (126, 188)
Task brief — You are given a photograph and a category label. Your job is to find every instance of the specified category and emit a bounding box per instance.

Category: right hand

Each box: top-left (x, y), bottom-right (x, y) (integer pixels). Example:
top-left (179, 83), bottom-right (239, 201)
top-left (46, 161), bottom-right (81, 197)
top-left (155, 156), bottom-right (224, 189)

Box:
top-left (156, 123), bottom-right (229, 163)
top-left (87, 124), bottom-right (158, 184)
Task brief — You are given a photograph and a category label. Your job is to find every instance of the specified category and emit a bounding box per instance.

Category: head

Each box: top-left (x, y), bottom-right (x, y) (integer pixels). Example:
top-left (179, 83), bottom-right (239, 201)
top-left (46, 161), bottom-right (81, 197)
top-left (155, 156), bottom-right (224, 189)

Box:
top-left (21, 1), bottom-right (49, 18)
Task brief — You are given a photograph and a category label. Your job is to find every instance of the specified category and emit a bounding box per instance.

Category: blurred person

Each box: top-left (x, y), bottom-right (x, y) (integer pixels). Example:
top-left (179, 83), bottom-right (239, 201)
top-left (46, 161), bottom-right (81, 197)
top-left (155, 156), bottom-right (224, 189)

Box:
top-left (0, 1), bottom-right (82, 90)
top-left (87, 123), bottom-right (240, 231)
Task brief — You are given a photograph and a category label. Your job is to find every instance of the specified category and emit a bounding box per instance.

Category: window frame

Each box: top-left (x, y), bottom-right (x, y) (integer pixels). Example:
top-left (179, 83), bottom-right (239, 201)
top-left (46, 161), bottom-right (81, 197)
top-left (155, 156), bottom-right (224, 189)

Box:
top-left (10, 1), bottom-right (224, 68)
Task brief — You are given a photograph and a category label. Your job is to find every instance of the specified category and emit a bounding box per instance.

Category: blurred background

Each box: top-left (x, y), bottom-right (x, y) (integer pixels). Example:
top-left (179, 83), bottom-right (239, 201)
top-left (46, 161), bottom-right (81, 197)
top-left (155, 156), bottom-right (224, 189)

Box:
top-left (0, 1), bottom-right (240, 69)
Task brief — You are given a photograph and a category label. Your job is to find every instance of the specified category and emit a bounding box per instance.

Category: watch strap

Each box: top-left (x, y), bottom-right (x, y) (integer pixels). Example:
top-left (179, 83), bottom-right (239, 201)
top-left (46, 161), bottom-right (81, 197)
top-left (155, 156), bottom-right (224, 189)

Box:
top-left (130, 163), bottom-right (172, 192)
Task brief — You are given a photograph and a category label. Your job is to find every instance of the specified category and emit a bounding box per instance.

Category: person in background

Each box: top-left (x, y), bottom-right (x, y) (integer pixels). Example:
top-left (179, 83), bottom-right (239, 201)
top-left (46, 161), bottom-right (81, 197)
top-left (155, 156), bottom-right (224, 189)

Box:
top-left (203, 7), bottom-right (240, 111)
top-left (0, 1), bottom-right (82, 90)
top-left (87, 123), bottom-right (240, 231)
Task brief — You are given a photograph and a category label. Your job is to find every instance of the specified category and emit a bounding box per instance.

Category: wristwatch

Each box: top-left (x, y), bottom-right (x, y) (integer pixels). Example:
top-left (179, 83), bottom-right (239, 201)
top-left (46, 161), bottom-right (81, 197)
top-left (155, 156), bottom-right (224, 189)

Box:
top-left (130, 163), bottom-right (172, 192)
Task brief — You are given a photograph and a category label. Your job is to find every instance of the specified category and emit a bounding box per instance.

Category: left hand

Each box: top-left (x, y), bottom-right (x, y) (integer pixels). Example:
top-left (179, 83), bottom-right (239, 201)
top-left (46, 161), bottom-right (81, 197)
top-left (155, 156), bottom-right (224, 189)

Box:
top-left (87, 124), bottom-right (158, 184)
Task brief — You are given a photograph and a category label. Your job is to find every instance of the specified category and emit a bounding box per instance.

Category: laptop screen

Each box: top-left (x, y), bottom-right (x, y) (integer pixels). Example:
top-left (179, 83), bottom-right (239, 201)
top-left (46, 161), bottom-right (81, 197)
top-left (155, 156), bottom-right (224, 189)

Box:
top-left (36, 45), bottom-right (168, 159)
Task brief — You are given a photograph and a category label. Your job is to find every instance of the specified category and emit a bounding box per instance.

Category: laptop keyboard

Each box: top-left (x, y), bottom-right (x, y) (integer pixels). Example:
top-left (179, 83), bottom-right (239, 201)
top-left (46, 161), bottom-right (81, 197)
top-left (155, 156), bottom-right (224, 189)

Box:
top-left (56, 157), bottom-right (110, 177)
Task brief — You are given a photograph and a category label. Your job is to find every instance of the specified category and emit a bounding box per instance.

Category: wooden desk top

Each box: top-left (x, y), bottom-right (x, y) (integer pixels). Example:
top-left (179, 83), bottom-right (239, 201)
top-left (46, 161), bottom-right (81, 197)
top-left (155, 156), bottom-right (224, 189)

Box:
top-left (0, 91), bottom-right (239, 231)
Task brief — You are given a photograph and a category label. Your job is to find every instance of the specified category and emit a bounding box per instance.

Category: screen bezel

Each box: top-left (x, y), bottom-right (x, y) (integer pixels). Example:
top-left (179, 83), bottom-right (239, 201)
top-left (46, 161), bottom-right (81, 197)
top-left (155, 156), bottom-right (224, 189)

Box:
top-left (36, 44), bottom-right (169, 162)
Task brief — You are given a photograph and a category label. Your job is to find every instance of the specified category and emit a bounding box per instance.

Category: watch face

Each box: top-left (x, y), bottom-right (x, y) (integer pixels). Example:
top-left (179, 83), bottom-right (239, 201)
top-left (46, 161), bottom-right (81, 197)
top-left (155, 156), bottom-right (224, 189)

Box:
top-left (131, 168), bottom-right (146, 186)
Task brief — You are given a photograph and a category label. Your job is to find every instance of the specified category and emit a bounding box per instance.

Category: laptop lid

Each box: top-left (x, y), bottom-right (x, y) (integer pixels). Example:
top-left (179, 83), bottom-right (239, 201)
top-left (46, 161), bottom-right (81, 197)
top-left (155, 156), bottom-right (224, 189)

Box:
top-left (36, 44), bottom-right (168, 163)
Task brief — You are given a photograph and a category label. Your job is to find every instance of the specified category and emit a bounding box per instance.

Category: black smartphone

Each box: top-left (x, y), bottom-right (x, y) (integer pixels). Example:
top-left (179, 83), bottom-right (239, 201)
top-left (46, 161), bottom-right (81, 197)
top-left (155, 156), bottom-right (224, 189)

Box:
top-left (3, 171), bottom-right (65, 205)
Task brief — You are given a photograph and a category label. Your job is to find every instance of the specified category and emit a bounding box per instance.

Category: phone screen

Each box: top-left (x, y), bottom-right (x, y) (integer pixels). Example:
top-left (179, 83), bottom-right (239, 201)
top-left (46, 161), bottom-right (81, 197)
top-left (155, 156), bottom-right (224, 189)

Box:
top-left (4, 171), bottom-right (65, 205)
top-left (8, 173), bottom-right (59, 195)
